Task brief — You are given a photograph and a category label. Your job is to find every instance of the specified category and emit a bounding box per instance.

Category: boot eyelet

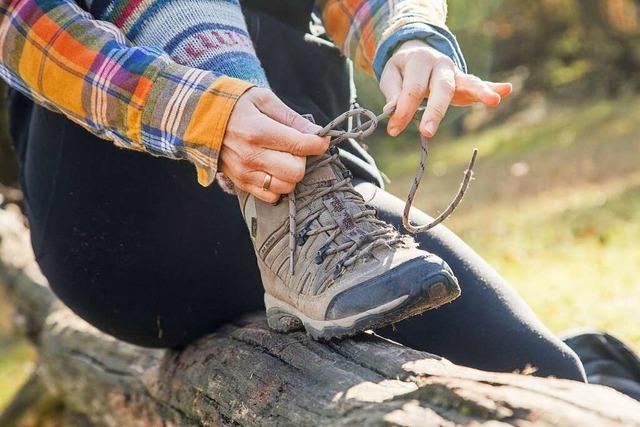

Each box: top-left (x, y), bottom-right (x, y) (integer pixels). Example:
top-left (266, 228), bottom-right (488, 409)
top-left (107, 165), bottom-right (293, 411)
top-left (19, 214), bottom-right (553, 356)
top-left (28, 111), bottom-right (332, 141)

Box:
top-left (297, 231), bottom-right (308, 246)
top-left (315, 244), bottom-right (330, 264)
top-left (333, 260), bottom-right (346, 277)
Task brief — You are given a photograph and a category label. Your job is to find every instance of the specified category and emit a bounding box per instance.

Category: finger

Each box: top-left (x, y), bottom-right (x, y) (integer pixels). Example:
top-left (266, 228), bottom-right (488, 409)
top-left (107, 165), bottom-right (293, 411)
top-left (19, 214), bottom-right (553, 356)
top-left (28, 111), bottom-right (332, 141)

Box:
top-left (388, 58), bottom-right (432, 136)
top-left (420, 61), bottom-right (456, 137)
top-left (452, 74), bottom-right (502, 107)
top-left (251, 88), bottom-right (325, 135)
top-left (236, 181), bottom-right (281, 204)
top-left (249, 115), bottom-right (329, 156)
top-left (258, 150), bottom-right (306, 183)
top-left (487, 81), bottom-right (513, 98)
top-left (379, 63), bottom-right (402, 106)
top-left (221, 146), bottom-right (306, 184)
top-left (244, 171), bottom-right (296, 195)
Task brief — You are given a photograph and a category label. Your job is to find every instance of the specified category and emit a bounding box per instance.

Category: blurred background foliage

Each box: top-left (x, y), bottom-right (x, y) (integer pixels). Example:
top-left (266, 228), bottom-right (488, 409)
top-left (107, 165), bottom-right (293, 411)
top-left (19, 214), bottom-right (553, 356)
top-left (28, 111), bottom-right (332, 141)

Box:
top-left (1, 0), bottom-right (639, 417)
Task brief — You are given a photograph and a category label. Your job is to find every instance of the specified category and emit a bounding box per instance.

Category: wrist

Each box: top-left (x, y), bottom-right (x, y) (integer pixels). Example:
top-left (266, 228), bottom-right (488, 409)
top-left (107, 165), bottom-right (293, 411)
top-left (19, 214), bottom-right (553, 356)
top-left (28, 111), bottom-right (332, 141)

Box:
top-left (142, 62), bottom-right (254, 187)
top-left (373, 22), bottom-right (467, 80)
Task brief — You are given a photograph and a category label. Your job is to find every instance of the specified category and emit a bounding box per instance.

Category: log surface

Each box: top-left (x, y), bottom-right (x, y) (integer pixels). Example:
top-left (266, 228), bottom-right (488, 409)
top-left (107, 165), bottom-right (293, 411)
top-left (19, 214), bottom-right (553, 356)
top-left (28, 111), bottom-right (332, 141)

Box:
top-left (1, 205), bottom-right (640, 427)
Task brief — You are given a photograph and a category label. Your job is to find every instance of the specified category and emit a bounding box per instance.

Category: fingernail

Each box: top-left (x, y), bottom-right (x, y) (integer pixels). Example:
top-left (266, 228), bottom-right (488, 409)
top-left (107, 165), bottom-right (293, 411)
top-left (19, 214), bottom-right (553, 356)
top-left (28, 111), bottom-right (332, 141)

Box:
top-left (388, 125), bottom-right (399, 136)
top-left (423, 121), bottom-right (437, 137)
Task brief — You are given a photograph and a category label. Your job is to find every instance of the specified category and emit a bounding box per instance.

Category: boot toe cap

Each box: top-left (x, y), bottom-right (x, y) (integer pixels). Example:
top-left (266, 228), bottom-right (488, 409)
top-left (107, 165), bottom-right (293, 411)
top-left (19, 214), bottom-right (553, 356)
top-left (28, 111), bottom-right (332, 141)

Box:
top-left (325, 255), bottom-right (460, 321)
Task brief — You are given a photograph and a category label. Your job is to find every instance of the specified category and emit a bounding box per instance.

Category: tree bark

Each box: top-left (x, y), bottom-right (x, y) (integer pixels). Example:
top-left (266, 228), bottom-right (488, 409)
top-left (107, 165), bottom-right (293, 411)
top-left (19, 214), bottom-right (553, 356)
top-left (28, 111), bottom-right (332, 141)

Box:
top-left (1, 205), bottom-right (639, 426)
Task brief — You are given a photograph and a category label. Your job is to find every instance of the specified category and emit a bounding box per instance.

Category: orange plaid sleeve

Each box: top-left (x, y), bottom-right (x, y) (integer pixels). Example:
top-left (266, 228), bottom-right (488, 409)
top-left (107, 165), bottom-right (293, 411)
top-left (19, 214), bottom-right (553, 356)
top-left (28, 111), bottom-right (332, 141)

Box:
top-left (0, 0), bottom-right (252, 186)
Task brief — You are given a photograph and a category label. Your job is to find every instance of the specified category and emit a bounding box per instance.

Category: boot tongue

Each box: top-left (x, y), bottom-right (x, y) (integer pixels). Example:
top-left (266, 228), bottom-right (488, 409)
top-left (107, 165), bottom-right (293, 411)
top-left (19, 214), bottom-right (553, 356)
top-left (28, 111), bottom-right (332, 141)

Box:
top-left (302, 157), bottom-right (380, 245)
top-left (300, 155), bottom-right (343, 187)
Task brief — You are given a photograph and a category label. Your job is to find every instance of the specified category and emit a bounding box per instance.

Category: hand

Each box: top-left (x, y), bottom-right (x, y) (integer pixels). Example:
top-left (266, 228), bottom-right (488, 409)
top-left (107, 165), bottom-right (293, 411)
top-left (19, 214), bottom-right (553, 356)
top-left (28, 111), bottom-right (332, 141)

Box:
top-left (380, 40), bottom-right (513, 137)
top-left (220, 88), bottom-right (330, 203)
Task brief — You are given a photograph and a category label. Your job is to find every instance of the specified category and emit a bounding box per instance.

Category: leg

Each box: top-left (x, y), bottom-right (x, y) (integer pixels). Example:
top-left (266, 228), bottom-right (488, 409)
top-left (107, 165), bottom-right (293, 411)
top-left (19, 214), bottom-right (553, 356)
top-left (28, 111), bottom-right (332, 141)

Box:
top-left (16, 104), bottom-right (264, 348)
top-left (355, 182), bottom-right (587, 382)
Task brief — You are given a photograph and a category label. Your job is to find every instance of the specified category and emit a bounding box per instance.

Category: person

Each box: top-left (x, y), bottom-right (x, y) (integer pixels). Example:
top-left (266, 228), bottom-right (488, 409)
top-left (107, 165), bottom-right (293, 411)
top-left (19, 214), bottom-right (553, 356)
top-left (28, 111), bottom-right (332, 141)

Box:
top-left (0, 0), bottom-right (586, 380)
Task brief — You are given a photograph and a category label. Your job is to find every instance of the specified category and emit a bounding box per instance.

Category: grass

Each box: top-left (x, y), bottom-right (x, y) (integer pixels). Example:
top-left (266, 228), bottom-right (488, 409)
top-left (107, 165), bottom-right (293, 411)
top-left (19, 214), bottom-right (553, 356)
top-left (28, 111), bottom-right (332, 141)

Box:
top-left (371, 95), bottom-right (640, 350)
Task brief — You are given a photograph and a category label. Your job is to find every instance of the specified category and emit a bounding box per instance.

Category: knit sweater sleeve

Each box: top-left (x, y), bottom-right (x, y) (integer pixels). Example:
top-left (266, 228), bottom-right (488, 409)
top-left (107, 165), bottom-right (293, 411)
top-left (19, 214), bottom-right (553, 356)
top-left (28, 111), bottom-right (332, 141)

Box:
top-left (318, 0), bottom-right (466, 79)
top-left (88, 0), bottom-right (269, 87)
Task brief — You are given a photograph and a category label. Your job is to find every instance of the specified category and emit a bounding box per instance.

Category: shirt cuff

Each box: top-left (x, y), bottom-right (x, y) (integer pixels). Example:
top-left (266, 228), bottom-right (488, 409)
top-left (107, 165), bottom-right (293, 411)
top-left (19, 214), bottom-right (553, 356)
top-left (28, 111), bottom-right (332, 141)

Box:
top-left (141, 61), bottom-right (254, 187)
top-left (372, 22), bottom-right (467, 80)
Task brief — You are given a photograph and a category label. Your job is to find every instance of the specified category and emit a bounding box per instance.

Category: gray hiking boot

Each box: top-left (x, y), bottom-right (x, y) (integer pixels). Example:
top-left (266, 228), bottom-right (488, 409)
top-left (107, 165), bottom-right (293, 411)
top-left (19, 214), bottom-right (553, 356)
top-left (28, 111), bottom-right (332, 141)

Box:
top-left (236, 148), bottom-right (460, 340)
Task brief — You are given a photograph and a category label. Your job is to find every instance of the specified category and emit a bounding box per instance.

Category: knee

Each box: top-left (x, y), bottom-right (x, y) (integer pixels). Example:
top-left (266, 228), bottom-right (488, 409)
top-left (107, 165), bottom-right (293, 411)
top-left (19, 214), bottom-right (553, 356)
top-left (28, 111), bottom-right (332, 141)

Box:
top-left (529, 340), bottom-right (587, 382)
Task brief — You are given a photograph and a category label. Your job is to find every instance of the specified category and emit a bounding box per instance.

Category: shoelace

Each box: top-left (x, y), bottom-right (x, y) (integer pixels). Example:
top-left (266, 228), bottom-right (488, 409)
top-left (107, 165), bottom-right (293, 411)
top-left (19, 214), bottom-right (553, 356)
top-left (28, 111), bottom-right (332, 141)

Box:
top-left (288, 106), bottom-right (478, 276)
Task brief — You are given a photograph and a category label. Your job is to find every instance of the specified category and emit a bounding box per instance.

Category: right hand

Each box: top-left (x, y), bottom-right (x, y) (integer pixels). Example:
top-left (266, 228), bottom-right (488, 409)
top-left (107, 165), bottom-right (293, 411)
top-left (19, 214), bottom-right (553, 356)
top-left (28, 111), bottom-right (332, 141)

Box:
top-left (220, 88), bottom-right (330, 203)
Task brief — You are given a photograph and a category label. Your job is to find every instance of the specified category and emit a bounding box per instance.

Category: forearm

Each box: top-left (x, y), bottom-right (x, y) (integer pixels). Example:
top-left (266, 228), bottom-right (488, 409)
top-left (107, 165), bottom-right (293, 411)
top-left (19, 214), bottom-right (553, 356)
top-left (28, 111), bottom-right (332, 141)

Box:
top-left (318, 0), bottom-right (466, 78)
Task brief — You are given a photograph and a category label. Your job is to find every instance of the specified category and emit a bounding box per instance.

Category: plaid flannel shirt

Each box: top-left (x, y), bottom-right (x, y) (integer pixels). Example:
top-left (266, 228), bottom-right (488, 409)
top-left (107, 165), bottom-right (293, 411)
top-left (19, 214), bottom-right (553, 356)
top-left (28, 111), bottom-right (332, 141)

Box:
top-left (0, 0), bottom-right (463, 186)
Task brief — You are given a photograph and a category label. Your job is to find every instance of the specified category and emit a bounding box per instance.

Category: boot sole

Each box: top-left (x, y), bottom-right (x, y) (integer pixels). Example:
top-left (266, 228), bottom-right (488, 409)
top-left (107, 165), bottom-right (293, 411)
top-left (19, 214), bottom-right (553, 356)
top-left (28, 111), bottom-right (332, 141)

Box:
top-left (265, 272), bottom-right (460, 340)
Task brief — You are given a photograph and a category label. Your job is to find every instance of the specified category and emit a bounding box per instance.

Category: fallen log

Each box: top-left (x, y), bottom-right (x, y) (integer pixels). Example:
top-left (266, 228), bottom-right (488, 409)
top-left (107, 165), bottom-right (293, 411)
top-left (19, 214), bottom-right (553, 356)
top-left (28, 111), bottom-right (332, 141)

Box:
top-left (1, 205), bottom-right (640, 426)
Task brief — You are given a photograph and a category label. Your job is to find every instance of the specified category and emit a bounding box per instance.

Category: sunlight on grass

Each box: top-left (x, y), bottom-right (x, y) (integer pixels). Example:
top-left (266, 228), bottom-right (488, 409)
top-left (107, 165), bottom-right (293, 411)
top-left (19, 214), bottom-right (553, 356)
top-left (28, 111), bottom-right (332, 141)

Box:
top-left (373, 96), bottom-right (640, 350)
top-left (451, 176), bottom-right (640, 350)
top-left (0, 339), bottom-right (35, 410)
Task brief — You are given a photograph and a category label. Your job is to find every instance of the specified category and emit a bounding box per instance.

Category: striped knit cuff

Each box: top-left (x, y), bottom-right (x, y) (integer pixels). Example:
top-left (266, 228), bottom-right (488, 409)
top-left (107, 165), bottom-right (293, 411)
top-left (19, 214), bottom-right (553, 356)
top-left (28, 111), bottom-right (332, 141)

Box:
top-left (373, 22), bottom-right (467, 80)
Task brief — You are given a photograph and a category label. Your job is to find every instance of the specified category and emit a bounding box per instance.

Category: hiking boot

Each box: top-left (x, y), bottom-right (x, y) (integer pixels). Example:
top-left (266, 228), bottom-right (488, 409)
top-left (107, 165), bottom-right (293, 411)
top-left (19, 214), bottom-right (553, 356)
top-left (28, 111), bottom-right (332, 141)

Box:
top-left (236, 148), bottom-right (460, 340)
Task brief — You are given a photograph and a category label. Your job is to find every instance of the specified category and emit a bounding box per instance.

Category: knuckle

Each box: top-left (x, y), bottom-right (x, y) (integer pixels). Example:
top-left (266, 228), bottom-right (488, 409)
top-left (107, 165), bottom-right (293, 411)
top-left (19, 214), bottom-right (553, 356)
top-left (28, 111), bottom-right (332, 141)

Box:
top-left (393, 51), bottom-right (409, 63)
top-left (436, 78), bottom-right (456, 95)
top-left (289, 163), bottom-right (306, 182)
top-left (243, 149), bottom-right (264, 168)
top-left (240, 126), bottom-right (260, 144)
top-left (406, 82), bottom-right (427, 99)
top-left (436, 56), bottom-right (455, 68)
top-left (286, 110), bottom-right (302, 128)
top-left (237, 168), bottom-right (254, 184)
top-left (429, 104), bottom-right (447, 119)
top-left (396, 108), bottom-right (414, 122)
top-left (282, 182), bottom-right (296, 193)
top-left (288, 140), bottom-right (304, 156)
top-left (467, 73), bottom-right (482, 83)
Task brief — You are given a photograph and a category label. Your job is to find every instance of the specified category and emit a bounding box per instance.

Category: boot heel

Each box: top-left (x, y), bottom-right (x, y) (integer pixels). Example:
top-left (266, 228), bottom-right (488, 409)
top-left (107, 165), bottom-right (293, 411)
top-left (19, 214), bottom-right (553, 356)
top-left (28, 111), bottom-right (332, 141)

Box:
top-left (266, 308), bottom-right (303, 332)
top-left (264, 294), bottom-right (304, 332)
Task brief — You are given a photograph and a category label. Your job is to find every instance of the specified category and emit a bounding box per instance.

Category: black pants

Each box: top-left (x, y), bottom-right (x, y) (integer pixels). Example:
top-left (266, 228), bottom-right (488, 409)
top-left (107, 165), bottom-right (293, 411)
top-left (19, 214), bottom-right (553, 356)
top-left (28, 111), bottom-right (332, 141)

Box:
top-left (8, 8), bottom-right (586, 382)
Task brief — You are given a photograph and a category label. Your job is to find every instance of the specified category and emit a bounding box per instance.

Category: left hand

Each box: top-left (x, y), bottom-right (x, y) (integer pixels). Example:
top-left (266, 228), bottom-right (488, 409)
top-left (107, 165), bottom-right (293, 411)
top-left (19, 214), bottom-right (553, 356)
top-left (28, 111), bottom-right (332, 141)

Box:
top-left (380, 40), bottom-right (513, 138)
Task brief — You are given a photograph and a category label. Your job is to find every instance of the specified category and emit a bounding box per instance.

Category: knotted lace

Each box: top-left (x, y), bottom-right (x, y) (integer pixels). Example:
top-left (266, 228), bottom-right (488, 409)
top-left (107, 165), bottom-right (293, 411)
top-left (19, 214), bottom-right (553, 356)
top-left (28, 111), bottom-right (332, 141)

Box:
top-left (288, 106), bottom-right (477, 276)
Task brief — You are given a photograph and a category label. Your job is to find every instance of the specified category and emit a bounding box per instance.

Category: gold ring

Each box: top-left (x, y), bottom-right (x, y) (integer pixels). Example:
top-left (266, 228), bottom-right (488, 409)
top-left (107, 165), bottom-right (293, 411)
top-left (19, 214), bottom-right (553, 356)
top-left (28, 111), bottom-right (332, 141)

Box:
top-left (262, 173), bottom-right (272, 191)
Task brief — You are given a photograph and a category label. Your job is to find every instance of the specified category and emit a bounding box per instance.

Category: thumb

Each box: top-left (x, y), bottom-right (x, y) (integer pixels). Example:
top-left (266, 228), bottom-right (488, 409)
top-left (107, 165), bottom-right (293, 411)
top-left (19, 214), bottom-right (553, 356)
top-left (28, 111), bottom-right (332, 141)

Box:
top-left (251, 88), bottom-right (321, 134)
top-left (379, 65), bottom-right (403, 134)
top-left (379, 63), bottom-right (402, 106)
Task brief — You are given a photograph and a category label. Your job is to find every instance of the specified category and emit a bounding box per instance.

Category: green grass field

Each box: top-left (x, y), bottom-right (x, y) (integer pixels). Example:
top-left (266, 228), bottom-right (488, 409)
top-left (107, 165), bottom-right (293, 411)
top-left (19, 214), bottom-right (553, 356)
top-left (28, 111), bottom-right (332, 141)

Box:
top-left (1, 95), bottom-right (639, 414)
